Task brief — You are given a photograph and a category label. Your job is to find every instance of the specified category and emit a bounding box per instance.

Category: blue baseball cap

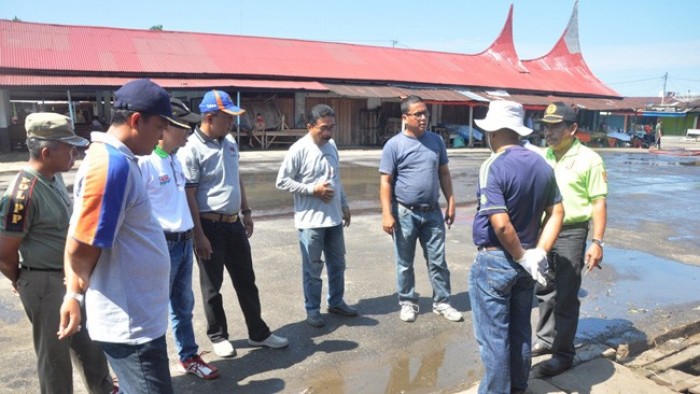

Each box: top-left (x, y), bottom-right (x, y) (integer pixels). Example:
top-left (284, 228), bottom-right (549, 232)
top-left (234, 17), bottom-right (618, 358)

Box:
top-left (114, 79), bottom-right (188, 128)
top-left (199, 90), bottom-right (245, 115)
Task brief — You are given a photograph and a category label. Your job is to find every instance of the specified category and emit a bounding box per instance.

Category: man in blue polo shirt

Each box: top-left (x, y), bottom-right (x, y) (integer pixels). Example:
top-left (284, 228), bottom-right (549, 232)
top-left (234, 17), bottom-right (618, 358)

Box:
top-left (379, 95), bottom-right (461, 323)
top-left (469, 101), bottom-right (563, 394)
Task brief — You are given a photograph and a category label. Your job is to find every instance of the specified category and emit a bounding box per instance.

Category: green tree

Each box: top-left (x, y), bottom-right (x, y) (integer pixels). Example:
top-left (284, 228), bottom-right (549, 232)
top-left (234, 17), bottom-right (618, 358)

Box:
top-left (149, 24), bottom-right (163, 31)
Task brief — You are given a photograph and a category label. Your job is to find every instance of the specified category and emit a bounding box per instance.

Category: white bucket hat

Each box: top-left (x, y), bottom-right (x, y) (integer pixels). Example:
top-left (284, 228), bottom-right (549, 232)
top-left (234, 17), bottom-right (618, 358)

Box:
top-left (475, 100), bottom-right (532, 136)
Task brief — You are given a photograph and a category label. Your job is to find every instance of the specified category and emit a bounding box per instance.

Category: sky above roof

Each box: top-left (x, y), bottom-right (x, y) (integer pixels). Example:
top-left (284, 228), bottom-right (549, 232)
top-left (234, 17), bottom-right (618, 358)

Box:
top-left (2, 0), bottom-right (698, 98)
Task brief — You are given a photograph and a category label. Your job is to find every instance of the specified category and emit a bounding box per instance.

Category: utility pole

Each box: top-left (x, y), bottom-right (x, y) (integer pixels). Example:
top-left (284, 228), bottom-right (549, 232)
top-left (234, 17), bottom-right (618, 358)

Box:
top-left (661, 72), bottom-right (668, 105)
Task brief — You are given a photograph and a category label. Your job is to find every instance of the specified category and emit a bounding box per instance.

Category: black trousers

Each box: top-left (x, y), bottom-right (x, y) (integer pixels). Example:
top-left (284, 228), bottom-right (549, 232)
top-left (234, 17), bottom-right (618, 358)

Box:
top-left (535, 224), bottom-right (589, 362)
top-left (197, 218), bottom-right (271, 342)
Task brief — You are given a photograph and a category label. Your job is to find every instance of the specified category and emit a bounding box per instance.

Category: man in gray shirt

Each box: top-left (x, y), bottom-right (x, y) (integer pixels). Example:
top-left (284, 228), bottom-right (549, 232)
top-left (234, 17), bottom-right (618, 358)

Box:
top-left (379, 95), bottom-right (462, 323)
top-left (178, 89), bottom-right (288, 358)
top-left (276, 104), bottom-right (357, 327)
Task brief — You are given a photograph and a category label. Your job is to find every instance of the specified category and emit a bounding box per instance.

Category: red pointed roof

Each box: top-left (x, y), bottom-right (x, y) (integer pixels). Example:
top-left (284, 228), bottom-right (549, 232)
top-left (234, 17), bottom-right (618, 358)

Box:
top-left (0, 4), bottom-right (619, 98)
top-left (477, 5), bottom-right (528, 73)
top-left (521, 1), bottom-right (619, 97)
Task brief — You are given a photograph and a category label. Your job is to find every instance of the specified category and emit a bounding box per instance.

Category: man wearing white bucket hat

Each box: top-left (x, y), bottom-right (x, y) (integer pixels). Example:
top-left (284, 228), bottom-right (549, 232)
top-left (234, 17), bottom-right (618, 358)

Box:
top-left (469, 100), bottom-right (564, 394)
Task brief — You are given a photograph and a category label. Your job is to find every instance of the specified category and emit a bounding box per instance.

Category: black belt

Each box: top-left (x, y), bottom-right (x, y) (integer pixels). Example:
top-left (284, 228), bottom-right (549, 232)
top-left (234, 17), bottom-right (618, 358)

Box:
top-left (164, 229), bottom-right (194, 242)
top-left (398, 202), bottom-right (437, 212)
top-left (562, 221), bottom-right (589, 230)
top-left (19, 264), bottom-right (62, 272)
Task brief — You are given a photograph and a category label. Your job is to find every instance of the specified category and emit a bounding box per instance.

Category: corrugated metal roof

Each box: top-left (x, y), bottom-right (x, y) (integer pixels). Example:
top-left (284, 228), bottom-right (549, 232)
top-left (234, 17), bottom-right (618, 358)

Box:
top-left (520, 2), bottom-right (618, 98)
top-left (455, 90), bottom-right (490, 102)
top-left (323, 83), bottom-right (472, 102)
top-left (476, 5), bottom-right (529, 73)
top-left (0, 12), bottom-right (619, 98)
top-left (0, 74), bottom-right (327, 90)
top-left (474, 93), bottom-right (664, 112)
top-left (485, 94), bottom-right (621, 110)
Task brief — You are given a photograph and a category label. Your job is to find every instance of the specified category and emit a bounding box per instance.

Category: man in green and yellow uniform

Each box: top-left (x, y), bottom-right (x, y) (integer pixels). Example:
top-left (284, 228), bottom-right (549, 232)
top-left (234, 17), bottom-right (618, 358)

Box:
top-left (533, 102), bottom-right (608, 377)
top-left (0, 113), bottom-right (114, 393)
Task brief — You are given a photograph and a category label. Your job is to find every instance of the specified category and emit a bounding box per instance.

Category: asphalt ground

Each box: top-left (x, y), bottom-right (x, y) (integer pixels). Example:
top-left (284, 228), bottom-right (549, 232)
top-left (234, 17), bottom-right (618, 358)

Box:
top-left (0, 136), bottom-right (699, 393)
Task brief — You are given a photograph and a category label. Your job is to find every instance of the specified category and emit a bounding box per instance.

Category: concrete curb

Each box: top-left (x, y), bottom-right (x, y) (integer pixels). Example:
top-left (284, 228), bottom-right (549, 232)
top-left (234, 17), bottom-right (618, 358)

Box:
top-left (650, 320), bottom-right (700, 348)
top-left (459, 319), bottom-right (700, 393)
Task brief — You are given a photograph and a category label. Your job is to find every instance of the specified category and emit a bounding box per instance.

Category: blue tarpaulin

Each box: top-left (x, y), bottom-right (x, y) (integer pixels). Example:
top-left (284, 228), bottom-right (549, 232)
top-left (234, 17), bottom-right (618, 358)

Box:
top-left (640, 111), bottom-right (686, 118)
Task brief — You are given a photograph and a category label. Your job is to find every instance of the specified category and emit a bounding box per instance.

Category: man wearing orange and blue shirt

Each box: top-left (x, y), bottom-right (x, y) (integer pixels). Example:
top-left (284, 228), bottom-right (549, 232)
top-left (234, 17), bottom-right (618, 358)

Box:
top-left (58, 79), bottom-right (188, 393)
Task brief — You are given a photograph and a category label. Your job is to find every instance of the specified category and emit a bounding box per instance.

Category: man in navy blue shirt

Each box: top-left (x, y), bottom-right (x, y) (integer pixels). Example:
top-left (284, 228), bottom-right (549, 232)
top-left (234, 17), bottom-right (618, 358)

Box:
top-left (379, 95), bottom-right (461, 323)
top-left (469, 101), bottom-right (564, 394)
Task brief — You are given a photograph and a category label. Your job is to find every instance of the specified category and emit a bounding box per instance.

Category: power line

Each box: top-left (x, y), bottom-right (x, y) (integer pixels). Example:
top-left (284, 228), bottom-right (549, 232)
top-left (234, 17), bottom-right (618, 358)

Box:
top-left (606, 76), bottom-right (663, 86)
top-left (669, 77), bottom-right (700, 83)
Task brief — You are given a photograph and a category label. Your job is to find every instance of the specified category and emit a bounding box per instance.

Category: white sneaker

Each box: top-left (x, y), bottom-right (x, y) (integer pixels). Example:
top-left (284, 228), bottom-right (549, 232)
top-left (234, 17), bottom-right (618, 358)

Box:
top-left (400, 303), bottom-right (419, 322)
top-left (212, 340), bottom-right (236, 358)
top-left (248, 333), bottom-right (289, 349)
top-left (433, 303), bottom-right (463, 322)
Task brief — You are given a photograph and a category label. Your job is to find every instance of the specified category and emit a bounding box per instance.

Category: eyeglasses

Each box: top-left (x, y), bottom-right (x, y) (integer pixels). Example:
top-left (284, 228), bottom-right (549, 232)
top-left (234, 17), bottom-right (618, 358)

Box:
top-left (313, 124), bottom-right (335, 132)
top-left (405, 111), bottom-right (431, 118)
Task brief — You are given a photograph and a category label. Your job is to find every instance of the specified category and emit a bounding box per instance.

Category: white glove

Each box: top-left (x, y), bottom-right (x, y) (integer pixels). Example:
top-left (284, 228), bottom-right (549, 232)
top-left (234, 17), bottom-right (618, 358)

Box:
top-left (516, 248), bottom-right (549, 287)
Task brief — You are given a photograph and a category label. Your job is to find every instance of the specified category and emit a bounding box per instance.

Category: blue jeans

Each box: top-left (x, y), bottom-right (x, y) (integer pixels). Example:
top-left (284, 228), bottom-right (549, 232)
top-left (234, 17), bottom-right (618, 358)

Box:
top-left (97, 335), bottom-right (173, 394)
top-left (167, 238), bottom-right (198, 362)
top-left (469, 250), bottom-right (534, 394)
top-left (393, 204), bottom-right (451, 305)
top-left (298, 225), bottom-right (346, 312)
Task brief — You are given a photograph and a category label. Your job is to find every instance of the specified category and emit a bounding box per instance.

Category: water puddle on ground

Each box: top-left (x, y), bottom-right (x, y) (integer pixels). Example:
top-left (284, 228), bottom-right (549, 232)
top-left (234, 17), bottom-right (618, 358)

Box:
top-left (294, 331), bottom-right (483, 393)
top-left (577, 246), bottom-right (700, 341)
top-left (333, 246), bottom-right (700, 393)
top-left (244, 165), bottom-right (382, 217)
top-left (604, 152), bottom-right (700, 246)
top-left (0, 297), bottom-right (25, 324)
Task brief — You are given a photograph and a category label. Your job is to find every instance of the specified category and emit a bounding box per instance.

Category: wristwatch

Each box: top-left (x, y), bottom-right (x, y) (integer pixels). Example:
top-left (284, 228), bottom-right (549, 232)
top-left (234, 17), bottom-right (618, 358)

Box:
top-left (591, 238), bottom-right (605, 248)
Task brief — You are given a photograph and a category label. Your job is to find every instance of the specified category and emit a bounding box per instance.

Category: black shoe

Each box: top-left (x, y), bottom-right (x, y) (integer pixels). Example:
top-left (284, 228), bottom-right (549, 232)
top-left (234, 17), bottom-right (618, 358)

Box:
top-left (327, 302), bottom-right (358, 317)
top-left (539, 357), bottom-right (573, 377)
top-left (306, 311), bottom-right (326, 327)
top-left (531, 343), bottom-right (552, 357)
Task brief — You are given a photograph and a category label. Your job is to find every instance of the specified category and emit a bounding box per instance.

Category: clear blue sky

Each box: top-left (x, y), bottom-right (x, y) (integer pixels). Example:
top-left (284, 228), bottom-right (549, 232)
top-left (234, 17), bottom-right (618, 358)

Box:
top-left (3, 0), bottom-right (699, 98)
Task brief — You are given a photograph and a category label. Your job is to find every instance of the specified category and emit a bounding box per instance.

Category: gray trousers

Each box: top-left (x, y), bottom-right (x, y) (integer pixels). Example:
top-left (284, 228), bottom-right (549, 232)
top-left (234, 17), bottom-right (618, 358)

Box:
top-left (17, 269), bottom-right (113, 394)
top-left (534, 224), bottom-right (588, 362)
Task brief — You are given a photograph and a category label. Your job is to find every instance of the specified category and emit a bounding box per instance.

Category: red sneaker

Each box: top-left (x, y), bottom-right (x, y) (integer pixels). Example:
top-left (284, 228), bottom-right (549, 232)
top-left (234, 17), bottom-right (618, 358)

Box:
top-left (178, 354), bottom-right (219, 380)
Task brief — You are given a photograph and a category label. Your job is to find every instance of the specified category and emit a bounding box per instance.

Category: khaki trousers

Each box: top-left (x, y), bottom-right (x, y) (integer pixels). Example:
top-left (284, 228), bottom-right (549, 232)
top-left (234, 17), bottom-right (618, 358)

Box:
top-left (17, 269), bottom-right (113, 394)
